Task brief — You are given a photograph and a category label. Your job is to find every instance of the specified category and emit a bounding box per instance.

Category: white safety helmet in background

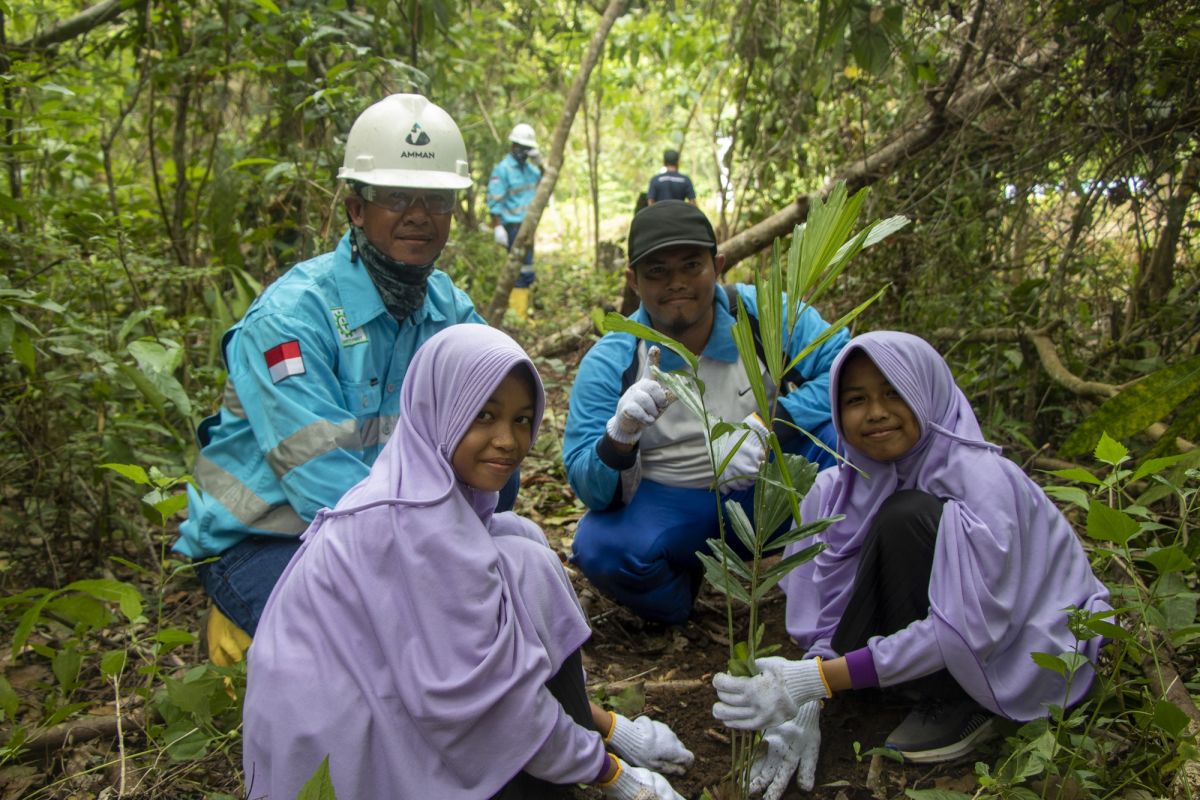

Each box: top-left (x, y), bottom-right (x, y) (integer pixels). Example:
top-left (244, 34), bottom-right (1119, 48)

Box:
top-left (508, 123), bottom-right (538, 149)
top-left (338, 94), bottom-right (472, 190)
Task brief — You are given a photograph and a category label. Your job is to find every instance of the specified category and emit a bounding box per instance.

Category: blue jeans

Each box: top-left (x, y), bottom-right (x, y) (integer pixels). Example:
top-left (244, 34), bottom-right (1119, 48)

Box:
top-left (200, 470), bottom-right (522, 634)
top-left (571, 421), bottom-right (837, 624)
top-left (504, 222), bottom-right (536, 288)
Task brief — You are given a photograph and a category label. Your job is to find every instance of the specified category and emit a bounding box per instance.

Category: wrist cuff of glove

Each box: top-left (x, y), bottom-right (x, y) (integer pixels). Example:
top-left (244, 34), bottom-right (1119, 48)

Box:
top-left (603, 710), bottom-right (618, 743)
top-left (606, 713), bottom-right (642, 759)
top-left (604, 416), bottom-right (642, 446)
top-left (597, 754), bottom-right (622, 787)
top-left (784, 657), bottom-right (832, 704)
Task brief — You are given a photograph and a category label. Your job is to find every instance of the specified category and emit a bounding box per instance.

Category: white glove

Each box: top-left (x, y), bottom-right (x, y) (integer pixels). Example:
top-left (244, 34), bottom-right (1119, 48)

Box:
top-left (712, 412), bottom-right (769, 493)
top-left (607, 712), bottom-right (694, 776)
top-left (493, 224), bottom-right (509, 246)
top-left (601, 758), bottom-right (685, 800)
top-left (750, 701), bottom-right (821, 799)
top-left (605, 346), bottom-right (675, 445)
top-left (712, 657), bottom-right (830, 731)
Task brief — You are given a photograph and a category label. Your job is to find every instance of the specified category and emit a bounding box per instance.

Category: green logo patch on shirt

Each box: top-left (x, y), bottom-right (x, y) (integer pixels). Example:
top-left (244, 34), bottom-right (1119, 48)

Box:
top-left (331, 307), bottom-right (369, 347)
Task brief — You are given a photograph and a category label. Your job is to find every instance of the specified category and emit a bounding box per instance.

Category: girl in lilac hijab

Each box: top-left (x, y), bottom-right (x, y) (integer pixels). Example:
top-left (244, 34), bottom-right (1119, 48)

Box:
top-left (242, 325), bottom-right (692, 800)
top-left (710, 331), bottom-right (1110, 799)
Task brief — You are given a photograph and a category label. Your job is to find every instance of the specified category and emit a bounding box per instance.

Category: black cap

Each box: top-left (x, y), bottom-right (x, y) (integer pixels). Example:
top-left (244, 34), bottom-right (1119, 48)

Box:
top-left (627, 200), bottom-right (717, 267)
top-left (663, 149), bottom-right (680, 165)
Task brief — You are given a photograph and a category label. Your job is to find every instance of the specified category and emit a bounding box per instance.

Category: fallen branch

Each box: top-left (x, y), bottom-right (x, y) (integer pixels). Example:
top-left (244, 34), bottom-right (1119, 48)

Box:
top-left (931, 326), bottom-right (1195, 452)
top-left (589, 677), bottom-right (708, 695)
top-left (718, 44), bottom-right (1061, 269)
top-left (19, 713), bottom-right (142, 757)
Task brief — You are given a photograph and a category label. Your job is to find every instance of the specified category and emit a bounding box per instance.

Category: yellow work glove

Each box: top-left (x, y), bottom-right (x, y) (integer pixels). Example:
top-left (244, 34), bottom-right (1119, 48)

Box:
top-left (206, 605), bottom-right (252, 666)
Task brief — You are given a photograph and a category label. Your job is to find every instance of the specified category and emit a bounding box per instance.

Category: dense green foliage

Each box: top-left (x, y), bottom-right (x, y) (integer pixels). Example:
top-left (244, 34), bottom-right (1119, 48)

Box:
top-left (0, 0), bottom-right (1197, 797)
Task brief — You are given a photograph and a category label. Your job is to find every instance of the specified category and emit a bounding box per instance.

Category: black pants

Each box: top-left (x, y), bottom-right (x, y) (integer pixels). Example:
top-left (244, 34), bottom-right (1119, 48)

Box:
top-left (492, 649), bottom-right (595, 800)
top-left (830, 489), bottom-right (968, 702)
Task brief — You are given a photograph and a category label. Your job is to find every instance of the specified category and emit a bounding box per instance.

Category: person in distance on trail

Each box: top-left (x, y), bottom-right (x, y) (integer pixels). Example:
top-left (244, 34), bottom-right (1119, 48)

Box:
top-left (563, 200), bottom-right (848, 625)
top-left (710, 331), bottom-right (1111, 798)
top-left (646, 148), bottom-right (696, 206)
top-left (243, 325), bottom-right (694, 800)
top-left (488, 122), bottom-right (542, 320)
top-left (174, 94), bottom-right (515, 664)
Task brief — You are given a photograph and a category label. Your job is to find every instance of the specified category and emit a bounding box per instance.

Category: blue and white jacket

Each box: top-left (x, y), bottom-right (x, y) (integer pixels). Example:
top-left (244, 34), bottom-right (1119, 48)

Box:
top-left (563, 284), bottom-right (847, 511)
top-left (176, 231), bottom-right (484, 559)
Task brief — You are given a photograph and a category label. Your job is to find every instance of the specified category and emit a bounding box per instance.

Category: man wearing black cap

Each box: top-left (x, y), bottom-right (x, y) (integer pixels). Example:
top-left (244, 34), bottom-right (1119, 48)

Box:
top-left (646, 150), bottom-right (696, 206)
top-left (562, 201), bottom-right (847, 624)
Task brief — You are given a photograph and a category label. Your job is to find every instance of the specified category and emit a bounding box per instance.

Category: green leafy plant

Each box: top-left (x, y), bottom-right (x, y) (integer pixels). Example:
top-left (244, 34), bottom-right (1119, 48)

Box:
top-left (604, 183), bottom-right (907, 797)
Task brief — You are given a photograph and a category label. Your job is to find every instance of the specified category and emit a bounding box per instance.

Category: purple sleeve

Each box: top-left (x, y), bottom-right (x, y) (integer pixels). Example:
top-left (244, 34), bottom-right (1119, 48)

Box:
top-left (868, 617), bottom-right (947, 686)
top-left (844, 648), bottom-right (879, 688)
top-left (521, 699), bottom-right (607, 785)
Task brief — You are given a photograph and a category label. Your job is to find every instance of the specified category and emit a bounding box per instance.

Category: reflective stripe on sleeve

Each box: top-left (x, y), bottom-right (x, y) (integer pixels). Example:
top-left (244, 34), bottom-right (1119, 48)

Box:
top-left (265, 418), bottom-right (363, 477)
top-left (222, 381), bottom-right (246, 419)
top-left (358, 414), bottom-right (400, 450)
top-left (193, 456), bottom-right (308, 535)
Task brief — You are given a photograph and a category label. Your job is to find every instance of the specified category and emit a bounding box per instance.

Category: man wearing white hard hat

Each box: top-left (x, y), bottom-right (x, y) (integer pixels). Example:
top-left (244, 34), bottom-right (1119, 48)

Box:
top-left (175, 94), bottom-right (511, 663)
top-left (487, 122), bottom-right (543, 320)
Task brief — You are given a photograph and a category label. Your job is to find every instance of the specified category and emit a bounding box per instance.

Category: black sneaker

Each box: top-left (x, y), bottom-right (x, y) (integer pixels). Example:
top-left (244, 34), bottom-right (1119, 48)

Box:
top-left (884, 698), bottom-right (998, 763)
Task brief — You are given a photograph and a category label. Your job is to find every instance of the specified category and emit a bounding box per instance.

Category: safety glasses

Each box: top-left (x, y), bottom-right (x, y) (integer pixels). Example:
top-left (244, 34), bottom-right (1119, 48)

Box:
top-left (361, 186), bottom-right (456, 215)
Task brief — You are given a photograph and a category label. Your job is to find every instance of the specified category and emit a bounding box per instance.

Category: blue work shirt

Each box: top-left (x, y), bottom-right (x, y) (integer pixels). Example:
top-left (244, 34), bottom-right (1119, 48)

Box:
top-left (563, 284), bottom-right (847, 510)
top-left (176, 231), bottom-right (484, 559)
top-left (487, 153), bottom-right (541, 224)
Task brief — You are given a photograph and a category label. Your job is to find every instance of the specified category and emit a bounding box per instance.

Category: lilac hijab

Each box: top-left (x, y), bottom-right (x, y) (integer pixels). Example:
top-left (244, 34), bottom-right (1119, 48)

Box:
top-left (242, 325), bottom-right (595, 799)
top-left (782, 331), bottom-right (1109, 721)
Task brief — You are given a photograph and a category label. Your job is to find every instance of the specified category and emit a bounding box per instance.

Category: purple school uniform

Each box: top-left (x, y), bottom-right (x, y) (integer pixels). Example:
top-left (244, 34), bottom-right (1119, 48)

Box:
top-left (242, 326), bottom-right (602, 798)
top-left (783, 331), bottom-right (1110, 721)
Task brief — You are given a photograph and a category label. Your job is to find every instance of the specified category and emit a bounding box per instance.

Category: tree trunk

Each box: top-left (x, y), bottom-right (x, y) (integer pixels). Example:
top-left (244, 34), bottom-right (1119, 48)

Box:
top-left (483, 0), bottom-right (630, 324)
top-left (1135, 153), bottom-right (1200, 314)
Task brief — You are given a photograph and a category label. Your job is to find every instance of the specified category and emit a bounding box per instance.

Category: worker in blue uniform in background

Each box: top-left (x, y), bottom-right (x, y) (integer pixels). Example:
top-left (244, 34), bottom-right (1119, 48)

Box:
top-left (488, 122), bottom-right (542, 320)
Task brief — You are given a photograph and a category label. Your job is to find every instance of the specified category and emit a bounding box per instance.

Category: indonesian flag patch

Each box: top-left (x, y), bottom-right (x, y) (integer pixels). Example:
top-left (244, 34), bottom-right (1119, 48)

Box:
top-left (264, 340), bottom-right (306, 383)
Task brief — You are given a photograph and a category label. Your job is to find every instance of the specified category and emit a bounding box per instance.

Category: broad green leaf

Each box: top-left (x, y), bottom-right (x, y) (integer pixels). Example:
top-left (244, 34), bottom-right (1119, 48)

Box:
top-left (1042, 486), bottom-right (1091, 511)
top-left (1152, 699), bottom-right (1190, 738)
top-left (100, 649), bottom-right (128, 678)
top-left (1093, 432), bottom-right (1129, 467)
top-left (1146, 391), bottom-right (1200, 459)
top-left (1141, 546), bottom-right (1193, 576)
top-left (52, 646), bottom-right (83, 691)
top-left (155, 627), bottom-right (198, 648)
top-left (66, 579), bottom-right (144, 622)
top-left (1044, 467), bottom-right (1103, 485)
top-left (1061, 356), bottom-right (1200, 456)
top-left (1086, 501), bottom-right (1140, 545)
top-left (100, 463), bottom-right (151, 485)
top-left (47, 594), bottom-right (112, 630)
top-left (1131, 452), bottom-right (1194, 483)
top-left (904, 790), bottom-right (972, 800)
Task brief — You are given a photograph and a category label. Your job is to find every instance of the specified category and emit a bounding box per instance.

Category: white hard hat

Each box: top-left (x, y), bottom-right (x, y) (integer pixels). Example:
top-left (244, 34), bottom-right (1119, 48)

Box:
top-left (508, 123), bottom-right (538, 149)
top-left (339, 94), bottom-right (472, 190)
